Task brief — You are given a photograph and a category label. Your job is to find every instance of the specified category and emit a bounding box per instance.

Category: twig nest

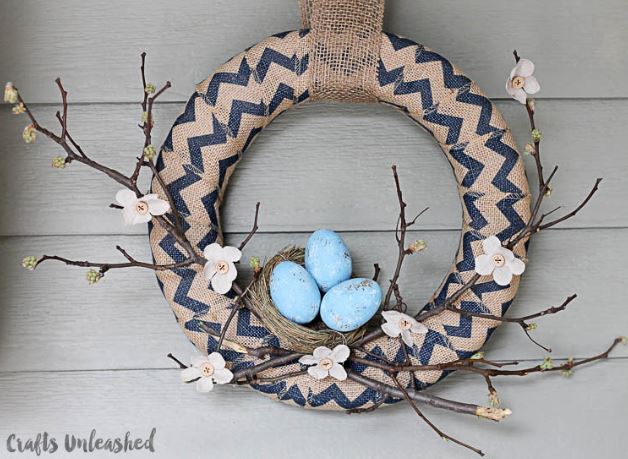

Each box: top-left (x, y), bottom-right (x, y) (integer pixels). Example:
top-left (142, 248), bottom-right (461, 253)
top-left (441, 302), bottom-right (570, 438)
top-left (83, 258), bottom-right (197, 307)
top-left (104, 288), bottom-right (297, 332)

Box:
top-left (246, 247), bottom-right (367, 352)
top-left (305, 229), bottom-right (352, 292)
top-left (320, 278), bottom-right (382, 332)
top-left (269, 261), bottom-right (321, 324)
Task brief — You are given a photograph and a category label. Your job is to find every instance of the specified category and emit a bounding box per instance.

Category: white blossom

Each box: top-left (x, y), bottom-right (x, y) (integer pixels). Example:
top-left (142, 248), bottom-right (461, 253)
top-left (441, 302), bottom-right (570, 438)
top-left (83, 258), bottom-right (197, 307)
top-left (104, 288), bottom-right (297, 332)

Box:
top-left (203, 243), bottom-right (241, 294)
top-left (181, 353), bottom-right (233, 393)
top-left (4, 82), bottom-right (18, 104)
top-left (115, 189), bottom-right (169, 226)
top-left (299, 344), bottom-right (350, 381)
top-left (381, 310), bottom-right (428, 347)
top-left (474, 236), bottom-right (526, 286)
top-left (506, 58), bottom-right (540, 104)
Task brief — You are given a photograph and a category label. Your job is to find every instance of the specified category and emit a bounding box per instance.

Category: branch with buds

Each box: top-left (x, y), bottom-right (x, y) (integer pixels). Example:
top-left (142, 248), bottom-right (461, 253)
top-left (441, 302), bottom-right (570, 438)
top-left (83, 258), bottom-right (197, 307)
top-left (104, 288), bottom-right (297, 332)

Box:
top-left (7, 51), bottom-right (622, 457)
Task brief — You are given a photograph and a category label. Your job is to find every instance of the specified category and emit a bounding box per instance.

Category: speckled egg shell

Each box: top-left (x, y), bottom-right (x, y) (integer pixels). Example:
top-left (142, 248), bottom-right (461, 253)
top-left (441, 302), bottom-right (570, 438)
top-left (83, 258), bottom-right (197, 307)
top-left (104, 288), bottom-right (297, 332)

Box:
top-left (269, 261), bottom-right (321, 324)
top-left (320, 278), bottom-right (382, 332)
top-left (304, 229), bottom-right (352, 293)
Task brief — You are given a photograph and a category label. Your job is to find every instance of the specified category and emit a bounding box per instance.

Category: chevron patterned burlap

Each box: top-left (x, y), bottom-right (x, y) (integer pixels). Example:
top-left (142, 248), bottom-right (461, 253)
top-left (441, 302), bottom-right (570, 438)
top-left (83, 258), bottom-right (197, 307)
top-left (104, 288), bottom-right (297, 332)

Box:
top-left (149, 30), bottom-right (531, 411)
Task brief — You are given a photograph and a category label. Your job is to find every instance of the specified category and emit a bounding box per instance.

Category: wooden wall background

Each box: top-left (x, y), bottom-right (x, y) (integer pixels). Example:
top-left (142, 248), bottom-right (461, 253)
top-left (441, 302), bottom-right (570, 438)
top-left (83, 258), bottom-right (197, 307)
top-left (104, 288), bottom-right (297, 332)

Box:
top-left (1, 1), bottom-right (627, 457)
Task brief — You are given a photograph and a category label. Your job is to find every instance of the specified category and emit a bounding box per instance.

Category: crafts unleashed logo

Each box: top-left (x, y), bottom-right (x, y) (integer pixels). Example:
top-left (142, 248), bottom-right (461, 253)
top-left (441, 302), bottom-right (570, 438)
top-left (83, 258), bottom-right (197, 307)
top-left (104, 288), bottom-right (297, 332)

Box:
top-left (5, 429), bottom-right (156, 455)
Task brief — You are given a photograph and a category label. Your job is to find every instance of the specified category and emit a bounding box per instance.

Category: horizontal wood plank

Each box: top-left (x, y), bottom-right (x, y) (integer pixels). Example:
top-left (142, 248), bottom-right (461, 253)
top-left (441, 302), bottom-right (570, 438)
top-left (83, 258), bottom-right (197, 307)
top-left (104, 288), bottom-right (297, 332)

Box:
top-left (1, 99), bottom-right (625, 236)
top-left (0, 0), bottom-right (627, 103)
top-left (1, 360), bottom-right (626, 458)
top-left (1, 228), bottom-right (626, 373)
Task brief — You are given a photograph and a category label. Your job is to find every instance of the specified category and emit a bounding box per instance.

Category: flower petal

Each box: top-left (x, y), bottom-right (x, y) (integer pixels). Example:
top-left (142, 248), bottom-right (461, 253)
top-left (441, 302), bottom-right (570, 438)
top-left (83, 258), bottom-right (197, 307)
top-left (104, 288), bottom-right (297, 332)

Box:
top-left (410, 321), bottom-right (428, 335)
top-left (381, 310), bottom-right (400, 322)
top-left (211, 273), bottom-right (233, 294)
top-left (115, 189), bottom-right (137, 207)
top-left (523, 75), bottom-right (540, 94)
top-left (482, 236), bottom-right (502, 255)
top-left (225, 262), bottom-right (238, 282)
top-left (381, 322), bottom-right (401, 338)
top-left (131, 211), bottom-right (152, 225)
top-left (512, 88), bottom-right (528, 105)
top-left (514, 58), bottom-right (535, 78)
top-left (493, 266), bottom-right (513, 286)
top-left (191, 355), bottom-right (208, 367)
top-left (329, 363), bottom-right (347, 381)
top-left (181, 367), bottom-right (200, 382)
top-left (474, 254), bottom-right (495, 276)
top-left (208, 352), bottom-right (225, 369)
top-left (299, 355), bottom-right (318, 365)
top-left (307, 365), bottom-right (329, 380)
top-left (213, 368), bottom-right (233, 385)
top-left (497, 247), bottom-right (515, 263)
top-left (145, 197), bottom-right (170, 216)
top-left (330, 344), bottom-right (350, 363)
top-left (203, 261), bottom-right (216, 282)
top-left (195, 377), bottom-right (214, 392)
top-left (401, 330), bottom-right (414, 347)
top-left (312, 346), bottom-right (332, 360)
top-left (203, 243), bottom-right (224, 262)
top-left (121, 206), bottom-right (137, 226)
top-left (222, 246), bottom-right (242, 263)
top-left (505, 79), bottom-right (517, 96)
top-left (508, 257), bottom-right (526, 276)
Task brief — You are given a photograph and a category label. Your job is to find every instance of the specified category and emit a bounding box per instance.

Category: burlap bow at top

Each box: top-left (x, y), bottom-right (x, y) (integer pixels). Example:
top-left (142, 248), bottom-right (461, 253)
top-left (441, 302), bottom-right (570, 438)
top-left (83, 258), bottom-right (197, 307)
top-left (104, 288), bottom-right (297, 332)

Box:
top-left (300, 0), bottom-right (385, 102)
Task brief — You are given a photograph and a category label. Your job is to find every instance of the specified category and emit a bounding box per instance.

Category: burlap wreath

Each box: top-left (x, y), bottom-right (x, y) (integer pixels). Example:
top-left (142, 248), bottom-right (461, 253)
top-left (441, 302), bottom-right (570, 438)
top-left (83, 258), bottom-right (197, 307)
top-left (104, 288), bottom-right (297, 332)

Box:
top-left (149, 2), bottom-right (531, 411)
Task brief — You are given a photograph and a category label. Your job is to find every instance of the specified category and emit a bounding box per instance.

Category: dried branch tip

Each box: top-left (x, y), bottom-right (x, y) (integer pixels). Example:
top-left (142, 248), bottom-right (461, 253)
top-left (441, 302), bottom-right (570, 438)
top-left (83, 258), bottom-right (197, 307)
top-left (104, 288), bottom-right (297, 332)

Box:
top-left (476, 406), bottom-right (512, 422)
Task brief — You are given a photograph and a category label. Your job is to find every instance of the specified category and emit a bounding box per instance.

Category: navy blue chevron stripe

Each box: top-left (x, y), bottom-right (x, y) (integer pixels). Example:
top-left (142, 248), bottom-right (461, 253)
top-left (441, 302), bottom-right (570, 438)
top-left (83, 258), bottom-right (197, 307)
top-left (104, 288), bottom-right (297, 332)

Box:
top-left (496, 194), bottom-right (527, 240)
top-left (486, 133), bottom-right (522, 194)
top-left (384, 32), bottom-right (418, 51)
top-left (268, 82), bottom-right (295, 115)
top-left (431, 272), bottom-right (464, 307)
top-left (424, 110), bottom-right (464, 145)
top-left (416, 49), bottom-right (471, 90)
top-left (417, 330), bottom-right (452, 365)
top-left (204, 57), bottom-right (252, 106)
top-left (168, 164), bottom-right (202, 215)
top-left (456, 90), bottom-right (500, 136)
top-left (171, 268), bottom-right (210, 314)
top-left (158, 232), bottom-right (185, 262)
top-left (217, 153), bottom-right (240, 189)
top-left (252, 381), bottom-right (307, 406)
top-left (163, 94), bottom-right (200, 151)
top-left (200, 189), bottom-right (218, 224)
top-left (227, 100), bottom-right (267, 137)
top-left (456, 231), bottom-right (483, 272)
top-left (463, 192), bottom-right (488, 230)
top-left (187, 115), bottom-right (228, 172)
top-left (236, 308), bottom-right (275, 341)
top-left (443, 301), bottom-right (491, 338)
top-left (377, 61), bottom-right (435, 111)
top-left (255, 48), bottom-right (308, 81)
top-left (449, 144), bottom-right (485, 187)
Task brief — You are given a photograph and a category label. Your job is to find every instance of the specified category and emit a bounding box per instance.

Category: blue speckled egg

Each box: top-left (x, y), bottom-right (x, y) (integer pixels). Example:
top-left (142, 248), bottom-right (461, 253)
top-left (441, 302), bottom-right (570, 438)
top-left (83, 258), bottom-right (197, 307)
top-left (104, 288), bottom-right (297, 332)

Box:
top-left (304, 229), bottom-right (352, 292)
top-left (320, 278), bottom-right (382, 332)
top-left (270, 261), bottom-right (321, 324)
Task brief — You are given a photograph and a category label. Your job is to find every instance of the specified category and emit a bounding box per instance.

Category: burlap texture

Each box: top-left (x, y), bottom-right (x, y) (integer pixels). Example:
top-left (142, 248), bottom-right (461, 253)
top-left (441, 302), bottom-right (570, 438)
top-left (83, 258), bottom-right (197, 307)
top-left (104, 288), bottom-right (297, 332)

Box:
top-left (149, 29), bottom-right (531, 411)
top-left (300, 0), bottom-right (385, 102)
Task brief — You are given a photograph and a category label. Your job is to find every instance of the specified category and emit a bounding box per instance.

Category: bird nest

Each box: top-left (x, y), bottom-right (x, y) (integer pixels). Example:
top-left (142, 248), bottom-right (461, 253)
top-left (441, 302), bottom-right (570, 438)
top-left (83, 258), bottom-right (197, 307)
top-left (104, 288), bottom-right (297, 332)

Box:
top-left (246, 246), bottom-right (369, 352)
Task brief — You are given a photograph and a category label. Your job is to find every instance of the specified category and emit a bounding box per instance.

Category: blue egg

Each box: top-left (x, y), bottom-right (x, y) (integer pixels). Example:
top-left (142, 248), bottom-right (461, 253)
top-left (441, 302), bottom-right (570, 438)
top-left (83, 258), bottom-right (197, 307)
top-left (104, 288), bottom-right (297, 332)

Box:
top-left (305, 229), bottom-right (352, 292)
top-left (320, 278), bottom-right (382, 332)
top-left (270, 261), bottom-right (321, 324)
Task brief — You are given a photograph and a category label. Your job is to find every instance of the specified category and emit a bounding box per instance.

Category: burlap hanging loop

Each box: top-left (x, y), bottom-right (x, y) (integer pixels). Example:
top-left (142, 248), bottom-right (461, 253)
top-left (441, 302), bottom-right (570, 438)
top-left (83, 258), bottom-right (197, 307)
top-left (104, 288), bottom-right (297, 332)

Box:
top-left (300, 0), bottom-right (385, 102)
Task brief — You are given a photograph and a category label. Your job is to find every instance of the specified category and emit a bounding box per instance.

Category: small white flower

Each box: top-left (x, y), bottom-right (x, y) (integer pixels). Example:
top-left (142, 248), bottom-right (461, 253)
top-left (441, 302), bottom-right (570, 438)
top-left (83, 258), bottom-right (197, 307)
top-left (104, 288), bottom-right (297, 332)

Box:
top-left (203, 243), bottom-right (241, 294)
top-left (4, 82), bottom-right (18, 104)
top-left (505, 58), bottom-right (540, 104)
top-left (381, 310), bottom-right (428, 347)
top-left (181, 352), bottom-right (233, 393)
top-left (474, 235), bottom-right (526, 286)
top-left (299, 344), bottom-right (350, 381)
top-left (115, 189), bottom-right (169, 226)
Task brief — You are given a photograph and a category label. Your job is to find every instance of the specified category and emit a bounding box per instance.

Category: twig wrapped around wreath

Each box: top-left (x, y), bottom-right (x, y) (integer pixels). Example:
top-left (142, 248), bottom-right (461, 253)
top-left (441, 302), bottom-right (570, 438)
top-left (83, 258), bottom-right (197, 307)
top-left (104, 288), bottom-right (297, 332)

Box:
top-left (6, 49), bottom-right (623, 457)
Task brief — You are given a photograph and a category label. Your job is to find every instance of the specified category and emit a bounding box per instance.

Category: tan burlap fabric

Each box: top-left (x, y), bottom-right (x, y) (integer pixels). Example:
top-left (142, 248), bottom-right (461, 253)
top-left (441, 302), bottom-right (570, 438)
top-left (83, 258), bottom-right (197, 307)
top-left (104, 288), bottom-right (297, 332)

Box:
top-left (300, 0), bottom-right (385, 102)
